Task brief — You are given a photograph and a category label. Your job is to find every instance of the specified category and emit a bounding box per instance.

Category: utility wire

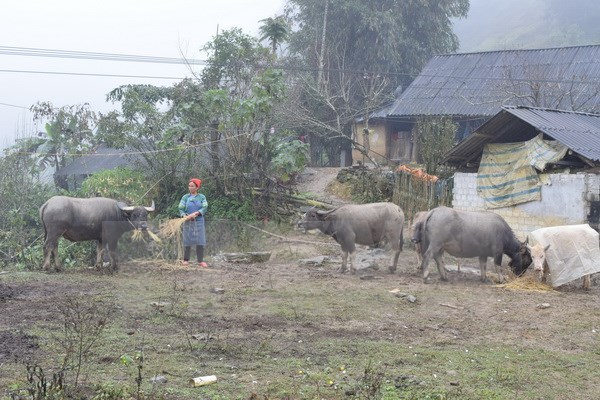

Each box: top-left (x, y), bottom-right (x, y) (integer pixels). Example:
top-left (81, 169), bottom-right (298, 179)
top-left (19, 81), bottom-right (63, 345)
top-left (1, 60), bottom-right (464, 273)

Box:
top-left (0, 46), bottom-right (207, 65)
top-left (0, 68), bottom-right (184, 80)
top-left (1, 45), bottom-right (599, 85)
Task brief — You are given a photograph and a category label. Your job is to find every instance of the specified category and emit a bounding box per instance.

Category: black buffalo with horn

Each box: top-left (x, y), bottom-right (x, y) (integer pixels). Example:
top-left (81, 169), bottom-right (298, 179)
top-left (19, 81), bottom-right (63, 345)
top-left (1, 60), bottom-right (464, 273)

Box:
top-left (40, 196), bottom-right (155, 272)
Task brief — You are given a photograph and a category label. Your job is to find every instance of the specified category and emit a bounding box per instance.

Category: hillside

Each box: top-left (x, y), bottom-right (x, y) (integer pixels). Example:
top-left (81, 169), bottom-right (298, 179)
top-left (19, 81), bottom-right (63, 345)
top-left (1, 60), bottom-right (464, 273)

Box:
top-left (453, 0), bottom-right (600, 52)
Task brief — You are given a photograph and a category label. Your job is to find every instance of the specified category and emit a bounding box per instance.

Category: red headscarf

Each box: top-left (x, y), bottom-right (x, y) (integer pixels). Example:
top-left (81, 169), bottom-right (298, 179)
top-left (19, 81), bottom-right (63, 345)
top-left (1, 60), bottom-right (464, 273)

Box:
top-left (189, 178), bottom-right (202, 188)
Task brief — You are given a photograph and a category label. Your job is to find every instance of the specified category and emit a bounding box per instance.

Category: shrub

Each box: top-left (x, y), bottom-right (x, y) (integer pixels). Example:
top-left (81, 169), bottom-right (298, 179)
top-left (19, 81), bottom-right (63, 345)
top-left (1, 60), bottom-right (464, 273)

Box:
top-left (81, 167), bottom-right (154, 205)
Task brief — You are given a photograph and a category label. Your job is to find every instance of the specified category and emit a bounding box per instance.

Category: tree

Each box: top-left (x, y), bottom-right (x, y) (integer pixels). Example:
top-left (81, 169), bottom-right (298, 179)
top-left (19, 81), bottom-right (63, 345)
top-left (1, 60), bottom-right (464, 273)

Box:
top-left (30, 102), bottom-right (98, 188)
top-left (0, 144), bottom-right (52, 266)
top-left (259, 15), bottom-right (290, 56)
top-left (282, 0), bottom-right (469, 165)
top-left (96, 29), bottom-right (288, 215)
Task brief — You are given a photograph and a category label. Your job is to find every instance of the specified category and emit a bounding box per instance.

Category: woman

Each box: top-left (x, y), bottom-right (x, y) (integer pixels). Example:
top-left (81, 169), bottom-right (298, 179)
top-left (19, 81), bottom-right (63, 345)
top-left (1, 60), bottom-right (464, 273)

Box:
top-left (178, 178), bottom-right (208, 267)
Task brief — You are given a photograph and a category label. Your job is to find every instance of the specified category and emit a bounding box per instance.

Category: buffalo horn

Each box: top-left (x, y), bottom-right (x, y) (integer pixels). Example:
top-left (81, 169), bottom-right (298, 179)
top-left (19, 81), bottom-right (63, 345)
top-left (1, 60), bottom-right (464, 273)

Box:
top-left (145, 200), bottom-right (155, 212)
top-left (117, 202), bottom-right (135, 212)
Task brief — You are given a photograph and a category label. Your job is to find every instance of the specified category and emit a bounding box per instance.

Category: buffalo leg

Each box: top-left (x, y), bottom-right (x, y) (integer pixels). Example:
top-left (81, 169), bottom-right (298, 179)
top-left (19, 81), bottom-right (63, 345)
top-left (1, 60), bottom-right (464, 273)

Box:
top-left (95, 241), bottom-right (104, 269)
top-left (339, 251), bottom-right (348, 273)
top-left (41, 240), bottom-right (54, 271)
top-left (478, 256), bottom-right (488, 282)
top-left (107, 241), bottom-right (119, 273)
top-left (42, 233), bottom-right (62, 272)
top-left (349, 251), bottom-right (358, 274)
top-left (421, 248), bottom-right (434, 283)
top-left (389, 249), bottom-right (401, 274)
top-left (433, 252), bottom-right (447, 281)
top-left (51, 244), bottom-right (62, 272)
top-left (583, 274), bottom-right (591, 290)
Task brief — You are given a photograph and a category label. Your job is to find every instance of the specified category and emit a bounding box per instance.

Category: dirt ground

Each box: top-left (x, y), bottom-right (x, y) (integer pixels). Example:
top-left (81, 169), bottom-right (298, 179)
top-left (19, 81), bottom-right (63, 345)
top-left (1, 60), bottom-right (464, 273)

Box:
top-left (2, 168), bottom-right (600, 399)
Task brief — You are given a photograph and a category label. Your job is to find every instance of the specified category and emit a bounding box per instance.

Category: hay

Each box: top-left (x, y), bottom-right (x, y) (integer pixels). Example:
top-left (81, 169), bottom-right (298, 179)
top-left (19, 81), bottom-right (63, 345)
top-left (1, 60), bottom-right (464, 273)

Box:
top-left (158, 218), bottom-right (186, 259)
top-left (159, 218), bottom-right (186, 241)
top-left (131, 229), bottom-right (163, 243)
top-left (497, 275), bottom-right (554, 292)
top-left (131, 229), bottom-right (144, 241)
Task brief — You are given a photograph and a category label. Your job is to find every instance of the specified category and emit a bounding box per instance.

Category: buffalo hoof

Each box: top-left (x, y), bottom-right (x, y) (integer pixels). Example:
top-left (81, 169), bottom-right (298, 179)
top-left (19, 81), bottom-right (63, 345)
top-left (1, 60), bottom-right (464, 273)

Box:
top-left (388, 266), bottom-right (397, 274)
top-left (423, 277), bottom-right (431, 284)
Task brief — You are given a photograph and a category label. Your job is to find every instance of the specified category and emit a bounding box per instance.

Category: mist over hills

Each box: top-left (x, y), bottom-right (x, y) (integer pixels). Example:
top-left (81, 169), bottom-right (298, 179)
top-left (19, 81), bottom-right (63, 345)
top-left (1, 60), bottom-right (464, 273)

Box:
top-left (453, 0), bottom-right (600, 53)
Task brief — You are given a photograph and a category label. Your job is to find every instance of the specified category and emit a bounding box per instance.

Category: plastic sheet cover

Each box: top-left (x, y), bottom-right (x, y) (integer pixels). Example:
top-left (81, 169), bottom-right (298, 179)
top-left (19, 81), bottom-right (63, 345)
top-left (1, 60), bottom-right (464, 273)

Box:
top-left (530, 224), bottom-right (600, 287)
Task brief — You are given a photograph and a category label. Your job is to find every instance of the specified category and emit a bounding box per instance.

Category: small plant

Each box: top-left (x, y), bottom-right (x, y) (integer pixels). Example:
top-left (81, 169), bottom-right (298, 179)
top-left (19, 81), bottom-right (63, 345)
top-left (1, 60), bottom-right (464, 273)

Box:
top-left (53, 295), bottom-right (115, 387)
top-left (25, 364), bottom-right (65, 400)
top-left (120, 349), bottom-right (145, 400)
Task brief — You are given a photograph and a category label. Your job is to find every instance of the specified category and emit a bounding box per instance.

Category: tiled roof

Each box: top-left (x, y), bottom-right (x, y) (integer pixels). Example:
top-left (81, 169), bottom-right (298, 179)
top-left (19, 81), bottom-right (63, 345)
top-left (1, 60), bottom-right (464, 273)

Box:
top-left (385, 45), bottom-right (600, 118)
top-left (55, 144), bottom-right (143, 176)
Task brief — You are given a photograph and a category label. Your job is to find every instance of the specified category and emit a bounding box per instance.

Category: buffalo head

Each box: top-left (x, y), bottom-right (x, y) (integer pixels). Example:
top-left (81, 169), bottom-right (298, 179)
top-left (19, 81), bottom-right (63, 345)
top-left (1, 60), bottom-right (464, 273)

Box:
top-left (117, 200), bottom-right (155, 231)
top-left (509, 237), bottom-right (532, 276)
top-left (526, 242), bottom-right (550, 279)
top-left (297, 207), bottom-right (330, 231)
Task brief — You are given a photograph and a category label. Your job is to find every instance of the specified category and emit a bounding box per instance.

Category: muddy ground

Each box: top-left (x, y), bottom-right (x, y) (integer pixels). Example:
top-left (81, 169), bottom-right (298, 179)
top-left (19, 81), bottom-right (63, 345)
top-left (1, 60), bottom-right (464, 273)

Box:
top-left (1, 169), bottom-right (600, 399)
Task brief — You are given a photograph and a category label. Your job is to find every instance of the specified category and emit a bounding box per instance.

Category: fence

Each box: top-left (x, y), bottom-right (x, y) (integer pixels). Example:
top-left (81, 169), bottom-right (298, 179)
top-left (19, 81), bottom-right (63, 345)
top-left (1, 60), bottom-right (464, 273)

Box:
top-left (392, 172), bottom-right (453, 221)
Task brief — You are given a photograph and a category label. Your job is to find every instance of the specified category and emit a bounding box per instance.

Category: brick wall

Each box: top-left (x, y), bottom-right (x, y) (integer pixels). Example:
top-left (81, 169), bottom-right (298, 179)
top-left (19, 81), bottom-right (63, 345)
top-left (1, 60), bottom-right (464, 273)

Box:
top-left (453, 172), bottom-right (600, 240)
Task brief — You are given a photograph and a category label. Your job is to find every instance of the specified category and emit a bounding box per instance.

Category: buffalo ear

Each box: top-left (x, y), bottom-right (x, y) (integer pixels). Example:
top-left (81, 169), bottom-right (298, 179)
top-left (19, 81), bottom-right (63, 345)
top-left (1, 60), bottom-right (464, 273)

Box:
top-left (117, 202), bottom-right (134, 212)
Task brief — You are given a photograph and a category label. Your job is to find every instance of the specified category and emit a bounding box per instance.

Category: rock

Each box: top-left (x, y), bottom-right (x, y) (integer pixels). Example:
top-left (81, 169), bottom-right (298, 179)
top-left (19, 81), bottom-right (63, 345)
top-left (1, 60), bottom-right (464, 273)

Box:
top-left (298, 256), bottom-right (330, 266)
top-left (536, 303), bottom-right (551, 309)
top-left (210, 287), bottom-right (225, 294)
top-left (150, 375), bottom-right (167, 384)
top-left (222, 252), bottom-right (271, 263)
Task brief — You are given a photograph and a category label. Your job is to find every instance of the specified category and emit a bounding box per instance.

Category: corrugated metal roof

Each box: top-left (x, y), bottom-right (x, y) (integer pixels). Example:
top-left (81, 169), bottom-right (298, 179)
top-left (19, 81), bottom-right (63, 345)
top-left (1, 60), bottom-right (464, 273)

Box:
top-left (442, 106), bottom-right (600, 167)
top-left (386, 45), bottom-right (600, 118)
top-left (55, 144), bottom-right (143, 176)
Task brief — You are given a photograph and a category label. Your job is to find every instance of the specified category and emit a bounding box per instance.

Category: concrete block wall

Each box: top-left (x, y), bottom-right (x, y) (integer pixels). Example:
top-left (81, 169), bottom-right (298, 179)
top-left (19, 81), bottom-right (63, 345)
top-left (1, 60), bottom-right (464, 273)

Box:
top-left (453, 172), bottom-right (600, 240)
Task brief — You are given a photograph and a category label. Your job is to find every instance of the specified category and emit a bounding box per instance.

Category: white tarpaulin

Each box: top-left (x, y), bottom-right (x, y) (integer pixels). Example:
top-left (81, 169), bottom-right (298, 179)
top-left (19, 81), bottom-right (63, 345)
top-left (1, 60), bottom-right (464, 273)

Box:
top-left (530, 224), bottom-right (600, 287)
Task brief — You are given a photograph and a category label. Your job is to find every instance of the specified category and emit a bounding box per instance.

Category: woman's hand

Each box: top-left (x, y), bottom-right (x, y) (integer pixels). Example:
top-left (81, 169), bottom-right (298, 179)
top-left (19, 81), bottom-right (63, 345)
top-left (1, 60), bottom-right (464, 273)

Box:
top-left (185, 211), bottom-right (201, 220)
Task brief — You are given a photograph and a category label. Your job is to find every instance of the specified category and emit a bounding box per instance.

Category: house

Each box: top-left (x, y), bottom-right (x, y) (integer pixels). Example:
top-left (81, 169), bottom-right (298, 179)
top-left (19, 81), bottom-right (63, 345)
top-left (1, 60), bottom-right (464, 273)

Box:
top-left (54, 144), bottom-right (144, 191)
top-left (441, 106), bottom-right (600, 239)
top-left (353, 45), bottom-right (600, 165)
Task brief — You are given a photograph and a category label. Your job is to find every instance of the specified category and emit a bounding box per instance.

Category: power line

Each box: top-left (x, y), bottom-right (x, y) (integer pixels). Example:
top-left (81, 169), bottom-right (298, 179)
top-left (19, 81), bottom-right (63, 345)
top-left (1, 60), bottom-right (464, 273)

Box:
top-left (0, 101), bottom-right (29, 110)
top-left (0, 46), bottom-right (207, 65)
top-left (3, 45), bottom-right (599, 85)
top-left (0, 68), bottom-right (184, 80)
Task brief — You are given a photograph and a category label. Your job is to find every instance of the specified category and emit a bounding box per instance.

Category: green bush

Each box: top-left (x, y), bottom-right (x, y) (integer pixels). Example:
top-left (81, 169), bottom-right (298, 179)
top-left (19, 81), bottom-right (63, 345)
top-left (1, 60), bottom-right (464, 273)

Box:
top-left (81, 167), bottom-right (154, 205)
top-left (271, 138), bottom-right (309, 182)
top-left (207, 194), bottom-right (256, 221)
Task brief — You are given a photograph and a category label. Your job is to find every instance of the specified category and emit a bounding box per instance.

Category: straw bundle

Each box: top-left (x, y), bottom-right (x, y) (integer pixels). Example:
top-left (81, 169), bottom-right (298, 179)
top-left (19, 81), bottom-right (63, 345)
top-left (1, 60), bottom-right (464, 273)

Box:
top-left (159, 218), bottom-right (186, 241)
top-left (131, 229), bottom-right (163, 243)
top-left (498, 275), bottom-right (554, 292)
top-left (158, 217), bottom-right (187, 259)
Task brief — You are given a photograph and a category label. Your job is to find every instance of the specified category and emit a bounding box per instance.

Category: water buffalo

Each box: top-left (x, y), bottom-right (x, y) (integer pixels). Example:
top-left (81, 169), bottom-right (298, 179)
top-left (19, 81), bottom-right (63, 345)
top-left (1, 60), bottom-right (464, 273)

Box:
top-left (297, 202), bottom-right (404, 274)
top-left (415, 206), bottom-right (524, 283)
top-left (40, 196), bottom-right (155, 272)
top-left (528, 224), bottom-right (598, 290)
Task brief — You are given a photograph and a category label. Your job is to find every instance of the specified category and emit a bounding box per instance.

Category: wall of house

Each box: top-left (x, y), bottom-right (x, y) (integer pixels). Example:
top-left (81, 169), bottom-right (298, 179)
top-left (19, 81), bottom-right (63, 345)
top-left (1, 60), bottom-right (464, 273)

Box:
top-left (452, 172), bottom-right (600, 240)
top-left (352, 121), bottom-right (388, 165)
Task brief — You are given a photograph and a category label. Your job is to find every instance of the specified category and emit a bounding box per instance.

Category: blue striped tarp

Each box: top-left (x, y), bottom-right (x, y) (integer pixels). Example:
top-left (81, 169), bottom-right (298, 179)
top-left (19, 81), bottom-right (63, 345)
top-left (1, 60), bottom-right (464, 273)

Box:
top-left (477, 135), bottom-right (567, 208)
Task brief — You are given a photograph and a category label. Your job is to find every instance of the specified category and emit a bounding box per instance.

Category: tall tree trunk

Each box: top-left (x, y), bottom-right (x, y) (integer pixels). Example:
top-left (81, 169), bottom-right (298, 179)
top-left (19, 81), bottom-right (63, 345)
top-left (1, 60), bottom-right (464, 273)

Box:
top-left (316, 0), bottom-right (329, 90)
